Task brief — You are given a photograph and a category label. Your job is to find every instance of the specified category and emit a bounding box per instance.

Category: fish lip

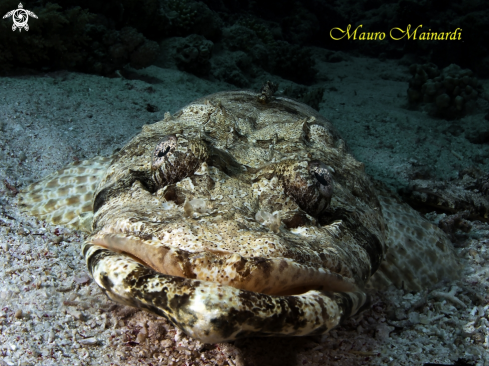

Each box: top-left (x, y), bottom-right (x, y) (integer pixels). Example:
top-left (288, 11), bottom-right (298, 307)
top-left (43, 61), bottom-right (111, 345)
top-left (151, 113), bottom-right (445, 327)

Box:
top-left (85, 241), bottom-right (369, 342)
top-left (91, 232), bottom-right (360, 296)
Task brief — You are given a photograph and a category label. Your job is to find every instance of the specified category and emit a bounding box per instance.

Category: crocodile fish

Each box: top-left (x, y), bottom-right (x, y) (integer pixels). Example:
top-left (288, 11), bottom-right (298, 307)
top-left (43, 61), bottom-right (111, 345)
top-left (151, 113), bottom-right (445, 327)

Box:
top-left (19, 90), bottom-right (459, 343)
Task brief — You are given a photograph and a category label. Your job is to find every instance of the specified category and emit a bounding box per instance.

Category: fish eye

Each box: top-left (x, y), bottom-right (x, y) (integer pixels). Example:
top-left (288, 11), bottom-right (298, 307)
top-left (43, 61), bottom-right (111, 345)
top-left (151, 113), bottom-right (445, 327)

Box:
top-left (314, 171), bottom-right (328, 186)
top-left (309, 161), bottom-right (333, 199)
top-left (151, 134), bottom-right (209, 187)
top-left (152, 135), bottom-right (177, 169)
top-left (277, 160), bottom-right (334, 216)
top-left (157, 146), bottom-right (170, 157)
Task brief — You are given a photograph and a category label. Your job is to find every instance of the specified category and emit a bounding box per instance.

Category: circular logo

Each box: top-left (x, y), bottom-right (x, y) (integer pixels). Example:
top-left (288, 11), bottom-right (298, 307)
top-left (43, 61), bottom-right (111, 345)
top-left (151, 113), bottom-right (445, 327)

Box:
top-left (3, 3), bottom-right (38, 32)
top-left (12, 9), bottom-right (29, 29)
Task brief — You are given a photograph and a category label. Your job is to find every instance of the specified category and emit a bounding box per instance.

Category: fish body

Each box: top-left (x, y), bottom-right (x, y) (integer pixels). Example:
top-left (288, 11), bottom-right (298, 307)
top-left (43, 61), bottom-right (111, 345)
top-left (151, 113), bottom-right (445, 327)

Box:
top-left (19, 91), bottom-right (459, 342)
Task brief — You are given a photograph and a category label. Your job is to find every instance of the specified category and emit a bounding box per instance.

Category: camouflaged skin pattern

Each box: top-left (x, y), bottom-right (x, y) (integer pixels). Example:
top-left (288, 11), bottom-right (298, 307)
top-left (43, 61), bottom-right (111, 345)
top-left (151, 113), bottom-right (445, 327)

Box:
top-left (82, 91), bottom-right (387, 343)
top-left (17, 156), bottom-right (111, 231)
top-left (401, 171), bottom-right (489, 223)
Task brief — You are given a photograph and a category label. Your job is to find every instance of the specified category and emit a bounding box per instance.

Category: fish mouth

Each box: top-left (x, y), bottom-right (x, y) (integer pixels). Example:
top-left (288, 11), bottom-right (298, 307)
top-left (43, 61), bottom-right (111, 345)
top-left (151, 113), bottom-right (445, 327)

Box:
top-left (85, 224), bottom-right (371, 342)
top-left (92, 233), bottom-right (359, 296)
top-left (85, 239), bottom-right (369, 342)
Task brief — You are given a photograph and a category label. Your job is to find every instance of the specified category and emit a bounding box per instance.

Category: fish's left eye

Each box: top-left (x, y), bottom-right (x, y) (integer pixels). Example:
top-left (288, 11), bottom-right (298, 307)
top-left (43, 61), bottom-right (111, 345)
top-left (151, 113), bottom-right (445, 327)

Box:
top-left (152, 135), bottom-right (177, 168)
top-left (309, 161), bottom-right (333, 200)
top-left (151, 134), bottom-right (209, 187)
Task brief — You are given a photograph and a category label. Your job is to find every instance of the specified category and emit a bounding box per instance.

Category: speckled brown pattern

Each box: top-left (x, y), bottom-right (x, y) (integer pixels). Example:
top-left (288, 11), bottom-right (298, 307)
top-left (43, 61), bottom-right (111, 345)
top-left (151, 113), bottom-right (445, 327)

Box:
top-left (400, 171), bottom-right (489, 223)
top-left (19, 90), bottom-right (460, 343)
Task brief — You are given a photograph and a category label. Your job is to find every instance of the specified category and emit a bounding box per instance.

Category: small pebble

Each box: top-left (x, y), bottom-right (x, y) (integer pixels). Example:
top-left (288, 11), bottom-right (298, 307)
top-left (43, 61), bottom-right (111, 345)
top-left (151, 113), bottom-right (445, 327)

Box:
top-left (408, 311), bottom-right (420, 324)
top-left (15, 309), bottom-right (23, 319)
top-left (74, 273), bottom-right (91, 285)
top-left (161, 339), bottom-right (173, 348)
top-left (67, 308), bottom-right (83, 320)
top-left (78, 337), bottom-right (98, 346)
top-left (17, 227), bottom-right (30, 236)
top-left (136, 328), bottom-right (147, 343)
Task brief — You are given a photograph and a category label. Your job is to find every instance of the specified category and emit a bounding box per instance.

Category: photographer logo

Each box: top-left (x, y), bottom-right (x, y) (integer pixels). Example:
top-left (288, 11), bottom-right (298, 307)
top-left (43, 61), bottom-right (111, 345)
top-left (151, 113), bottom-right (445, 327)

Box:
top-left (3, 3), bottom-right (38, 32)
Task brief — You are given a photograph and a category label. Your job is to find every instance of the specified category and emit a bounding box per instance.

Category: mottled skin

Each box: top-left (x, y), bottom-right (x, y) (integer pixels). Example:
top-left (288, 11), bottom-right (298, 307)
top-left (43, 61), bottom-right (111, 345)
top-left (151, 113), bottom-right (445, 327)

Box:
top-left (19, 91), bottom-right (459, 343)
top-left (401, 170), bottom-right (489, 223)
top-left (82, 90), bottom-right (383, 342)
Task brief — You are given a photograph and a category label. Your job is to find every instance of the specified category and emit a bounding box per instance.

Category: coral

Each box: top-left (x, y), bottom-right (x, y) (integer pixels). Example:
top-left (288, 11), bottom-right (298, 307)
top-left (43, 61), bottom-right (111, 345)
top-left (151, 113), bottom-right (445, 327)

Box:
top-left (407, 63), bottom-right (486, 119)
top-left (117, 0), bottom-right (167, 36)
top-left (237, 18), bottom-right (274, 44)
top-left (282, 85), bottom-right (325, 111)
top-left (211, 51), bottom-right (255, 87)
top-left (129, 40), bottom-right (160, 69)
top-left (174, 34), bottom-right (213, 76)
top-left (438, 210), bottom-right (472, 242)
top-left (185, 1), bottom-right (222, 40)
top-left (161, 0), bottom-right (222, 39)
top-left (280, 5), bottom-right (320, 45)
top-left (120, 27), bottom-right (144, 52)
top-left (232, 51), bottom-right (252, 73)
top-left (222, 25), bottom-right (261, 53)
top-left (222, 24), bottom-right (272, 70)
top-left (453, 11), bottom-right (489, 77)
top-left (164, 0), bottom-right (197, 34)
top-left (267, 41), bottom-right (317, 84)
top-left (87, 26), bottom-right (159, 73)
top-left (211, 59), bottom-right (249, 88)
top-left (49, 0), bottom-right (168, 36)
top-left (0, 1), bottom-right (159, 75)
top-left (221, 24), bottom-right (316, 84)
